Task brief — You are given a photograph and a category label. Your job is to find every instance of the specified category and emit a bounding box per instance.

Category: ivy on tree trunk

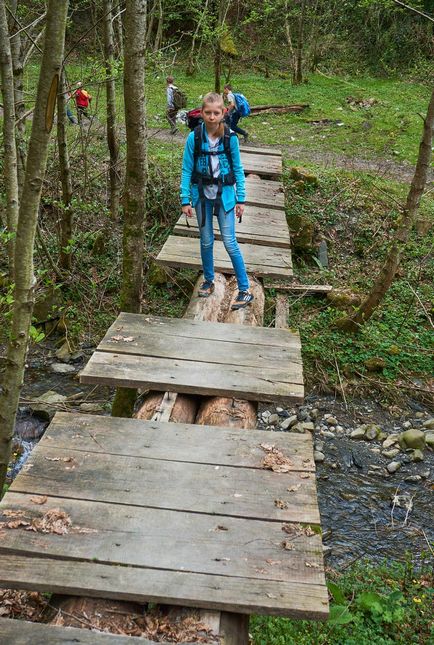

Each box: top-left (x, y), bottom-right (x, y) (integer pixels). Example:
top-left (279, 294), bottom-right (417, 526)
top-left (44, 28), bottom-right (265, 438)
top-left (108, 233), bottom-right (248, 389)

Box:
top-left (0, 0), bottom-right (69, 496)
top-left (111, 0), bottom-right (147, 419)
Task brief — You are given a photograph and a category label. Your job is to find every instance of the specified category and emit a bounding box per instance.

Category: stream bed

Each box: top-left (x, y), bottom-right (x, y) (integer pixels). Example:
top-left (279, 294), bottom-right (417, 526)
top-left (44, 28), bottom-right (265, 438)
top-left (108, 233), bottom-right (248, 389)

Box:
top-left (8, 348), bottom-right (434, 571)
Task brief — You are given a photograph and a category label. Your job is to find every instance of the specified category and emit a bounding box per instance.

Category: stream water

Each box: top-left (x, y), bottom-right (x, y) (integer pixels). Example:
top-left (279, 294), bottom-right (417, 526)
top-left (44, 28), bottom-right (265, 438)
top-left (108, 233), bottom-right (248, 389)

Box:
top-left (8, 354), bottom-right (434, 571)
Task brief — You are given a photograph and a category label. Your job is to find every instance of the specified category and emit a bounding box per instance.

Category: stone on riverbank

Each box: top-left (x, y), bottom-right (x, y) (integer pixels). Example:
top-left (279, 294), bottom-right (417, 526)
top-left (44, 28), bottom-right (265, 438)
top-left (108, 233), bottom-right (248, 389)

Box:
top-left (386, 461), bottom-right (401, 474)
top-left (422, 418), bottom-right (434, 430)
top-left (399, 429), bottom-right (426, 450)
top-left (351, 427), bottom-right (366, 439)
top-left (425, 433), bottom-right (434, 449)
top-left (30, 390), bottom-right (67, 420)
top-left (412, 449), bottom-right (424, 462)
top-left (365, 423), bottom-right (381, 440)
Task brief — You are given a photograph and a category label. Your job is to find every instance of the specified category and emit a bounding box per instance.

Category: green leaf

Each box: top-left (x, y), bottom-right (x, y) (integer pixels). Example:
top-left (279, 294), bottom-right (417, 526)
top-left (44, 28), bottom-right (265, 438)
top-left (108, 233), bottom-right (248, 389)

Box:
top-left (356, 591), bottom-right (385, 615)
top-left (327, 581), bottom-right (346, 605)
top-left (328, 605), bottom-right (354, 625)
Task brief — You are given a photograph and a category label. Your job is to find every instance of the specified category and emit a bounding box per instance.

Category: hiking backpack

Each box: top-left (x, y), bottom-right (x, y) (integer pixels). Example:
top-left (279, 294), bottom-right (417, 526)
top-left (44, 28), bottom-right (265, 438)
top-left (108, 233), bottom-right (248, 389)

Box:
top-left (172, 87), bottom-right (187, 110)
top-left (192, 123), bottom-right (235, 179)
top-left (233, 92), bottom-right (251, 117)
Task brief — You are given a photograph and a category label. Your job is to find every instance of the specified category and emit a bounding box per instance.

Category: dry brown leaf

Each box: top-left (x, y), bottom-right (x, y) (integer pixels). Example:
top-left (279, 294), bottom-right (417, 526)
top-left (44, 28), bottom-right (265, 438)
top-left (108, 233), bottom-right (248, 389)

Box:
top-left (30, 496), bottom-right (47, 505)
top-left (305, 561), bottom-right (320, 568)
top-left (265, 559), bottom-right (281, 565)
top-left (2, 509), bottom-right (26, 517)
top-left (45, 456), bottom-right (61, 462)
top-left (287, 484), bottom-right (301, 492)
top-left (281, 540), bottom-right (294, 551)
top-left (26, 508), bottom-right (72, 535)
top-left (0, 519), bottom-right (30, 529)
top-left (300, 472), bottom-right (310, 479)
top-left (274, 499), bottom-right (288, 509)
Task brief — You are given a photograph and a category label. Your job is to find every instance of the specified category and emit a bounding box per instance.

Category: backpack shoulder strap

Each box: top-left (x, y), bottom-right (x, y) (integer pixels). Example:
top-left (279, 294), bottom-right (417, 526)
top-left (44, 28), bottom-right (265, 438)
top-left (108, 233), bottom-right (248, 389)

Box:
top-left (193, 124), bottom-right (202, 163)
top-left (223, 124), bottom-right (235, 171)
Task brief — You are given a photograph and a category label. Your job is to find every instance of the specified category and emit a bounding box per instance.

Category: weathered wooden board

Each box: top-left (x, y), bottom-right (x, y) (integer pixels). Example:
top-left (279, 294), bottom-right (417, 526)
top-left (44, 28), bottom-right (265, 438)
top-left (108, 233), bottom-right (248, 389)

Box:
top-left (156, 236), bottom-right (293, 278)
top-left (11, 443), bottom-right (318, 523)
top-left (110, 313), bottom-right (298, 348)
top-left (174, 205), bottom-right (291, 248)
top-left (81, 314), bottom-right (303, 402)
top-left (244, 178), bottom-right (285, 209)
top-left (43, 412), bottom-right (316, 471)
top-left (0, 555), bottom-right (329, 619)
top-left (240, 145), bottom-right (281, 157)
top-left (240, 152), bottom-right (282, 178)
top-left (264, 280), bottom-right (333, 295)
top-left (97, 319), bottom-right (302, 368)
top-left (0, 618), bottom-right (155, 645)
top-left (0, 493), bottom-right (324, 584)
top-left (80, 351), bottom-right (304, 403)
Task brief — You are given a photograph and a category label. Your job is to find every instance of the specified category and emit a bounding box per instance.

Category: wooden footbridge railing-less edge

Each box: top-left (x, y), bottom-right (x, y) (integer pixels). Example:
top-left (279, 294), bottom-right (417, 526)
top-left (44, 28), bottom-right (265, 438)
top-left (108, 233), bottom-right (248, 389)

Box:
top-left (0, 149), bottom-right (328, 645)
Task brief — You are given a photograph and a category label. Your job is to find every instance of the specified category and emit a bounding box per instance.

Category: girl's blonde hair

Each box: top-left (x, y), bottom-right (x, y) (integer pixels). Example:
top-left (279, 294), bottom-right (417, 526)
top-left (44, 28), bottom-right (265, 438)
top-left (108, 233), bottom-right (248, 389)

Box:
top-left (201, 92), bottom-right (225, 110)
top-left (201, 92), bottom-right (225, 137)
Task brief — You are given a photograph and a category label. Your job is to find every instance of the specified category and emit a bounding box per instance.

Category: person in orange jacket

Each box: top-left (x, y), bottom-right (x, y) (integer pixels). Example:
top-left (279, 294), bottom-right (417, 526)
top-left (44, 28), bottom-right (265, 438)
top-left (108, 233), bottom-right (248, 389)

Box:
top-left (74, 81), bottom-right (92, 123)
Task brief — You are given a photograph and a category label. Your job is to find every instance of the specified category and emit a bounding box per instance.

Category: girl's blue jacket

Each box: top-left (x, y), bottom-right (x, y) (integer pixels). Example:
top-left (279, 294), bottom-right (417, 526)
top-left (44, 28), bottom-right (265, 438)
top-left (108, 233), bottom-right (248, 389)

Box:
top-left (180, 124), bottom-right (246, 212)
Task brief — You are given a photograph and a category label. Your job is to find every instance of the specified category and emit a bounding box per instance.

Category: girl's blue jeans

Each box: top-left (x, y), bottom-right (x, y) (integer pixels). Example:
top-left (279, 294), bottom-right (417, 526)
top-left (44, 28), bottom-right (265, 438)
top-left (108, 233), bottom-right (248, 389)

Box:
top-left (195, 199), bottom-right (249, 292)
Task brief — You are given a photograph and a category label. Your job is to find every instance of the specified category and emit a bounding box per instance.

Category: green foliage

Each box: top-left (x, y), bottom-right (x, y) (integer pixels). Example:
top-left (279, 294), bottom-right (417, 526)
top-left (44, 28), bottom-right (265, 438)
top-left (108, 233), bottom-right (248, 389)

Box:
top-left (251, 559), bottom-right (434, 644)
top-left (29, 325), bottom-right (45, 344)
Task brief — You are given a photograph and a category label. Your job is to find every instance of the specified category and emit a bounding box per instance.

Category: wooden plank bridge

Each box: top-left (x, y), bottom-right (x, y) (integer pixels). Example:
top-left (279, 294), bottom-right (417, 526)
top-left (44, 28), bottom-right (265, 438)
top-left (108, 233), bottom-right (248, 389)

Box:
top-left (0, 147), bottom-right (328, 643)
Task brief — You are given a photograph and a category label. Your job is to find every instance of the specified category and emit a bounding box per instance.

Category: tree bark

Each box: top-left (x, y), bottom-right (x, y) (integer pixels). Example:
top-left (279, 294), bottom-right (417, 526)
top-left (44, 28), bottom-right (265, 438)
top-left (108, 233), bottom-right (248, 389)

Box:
top-left (57, 68), bottom-right (73, 271)
top-left (114, 6), bottom-right (124, 59)
top-left (0, 0), bottom-right (19, 279)
top-left (0, 0), bottom-right (69, 494)
top-left (293, 0), bottom-right (306, 85)
top-left (103, 0), bottom-right (121, 220)
top-left (8, 0), bottom-right (26, 193)
top-left (338, 87), bottom-right (434, 332)
top-left (111, 0), bottom-right (147, 418)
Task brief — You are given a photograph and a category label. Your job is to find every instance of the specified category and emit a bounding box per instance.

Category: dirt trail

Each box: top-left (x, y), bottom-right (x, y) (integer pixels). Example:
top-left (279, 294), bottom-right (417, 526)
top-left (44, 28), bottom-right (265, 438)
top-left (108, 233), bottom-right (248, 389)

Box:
top-left (148, 127), bottom-right (433, 184)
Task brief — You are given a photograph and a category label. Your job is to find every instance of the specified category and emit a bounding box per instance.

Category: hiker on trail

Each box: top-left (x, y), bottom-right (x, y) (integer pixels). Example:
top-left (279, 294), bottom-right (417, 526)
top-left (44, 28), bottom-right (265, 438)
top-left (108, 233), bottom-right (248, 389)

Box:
top-left (223, 84), bottom-right (249, 143)
top-left (166, 75), bottom-right (180, 135)
top-left (74, 82), bottom-right (92, 123)
top-left (64, 89), bottom-right (77, 124)
top-left (180, 92), bottom-right (254, 310)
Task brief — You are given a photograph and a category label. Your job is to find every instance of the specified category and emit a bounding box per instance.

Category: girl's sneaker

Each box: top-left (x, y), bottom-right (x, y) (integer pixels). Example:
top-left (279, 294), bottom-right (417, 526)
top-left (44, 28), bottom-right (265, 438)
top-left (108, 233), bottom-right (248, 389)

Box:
top-left (198, 280), bottom-right (215, 298)
top-left (231, 291), bottom-right (254, 310)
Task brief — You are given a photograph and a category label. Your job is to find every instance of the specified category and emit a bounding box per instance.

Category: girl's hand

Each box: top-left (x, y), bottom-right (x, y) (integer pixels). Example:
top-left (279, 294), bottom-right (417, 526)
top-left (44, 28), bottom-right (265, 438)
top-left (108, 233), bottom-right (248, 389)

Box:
top-left (182, 205), bottom-right (194, 218)
top-left (235, 203), bottom-right (244, 219)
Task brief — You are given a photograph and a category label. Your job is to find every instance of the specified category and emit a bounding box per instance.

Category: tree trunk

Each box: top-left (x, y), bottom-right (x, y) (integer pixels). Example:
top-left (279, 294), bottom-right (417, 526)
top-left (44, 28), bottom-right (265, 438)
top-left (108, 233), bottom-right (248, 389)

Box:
top-left (114, 7), bottom-right (124, 59)
top-left (57, 68), bottom-right (73, 271)
top-left (103, 0), bottom-right (121, 220)
top-left (153, 0), bottom-right (163, 52)
top-left (0, 0), bottom-right (19, 280)
top-left (8, 0), bottom-right (26, 193)
top-left (339, 87), bottom-right (434, 332)
top-left (293, 0), bottom-right (306, 85)
top-left (0, 0), bottom-right (69, 495)
top-left (111, 0), bottom-right (147, 419)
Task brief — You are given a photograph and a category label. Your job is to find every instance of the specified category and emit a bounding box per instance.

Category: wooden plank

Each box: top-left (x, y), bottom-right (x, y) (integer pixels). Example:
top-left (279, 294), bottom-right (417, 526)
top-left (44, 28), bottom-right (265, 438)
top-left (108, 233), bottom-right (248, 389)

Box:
top-left (275, 294), bottom-right (289, 329)
top-left (265, 281), bottom-right (333, 295)
top-left (45, 412), bottom-right (316, 472)
top-left (98, 322), bottom-right (302, 368)
top-left (244, 177), bottom-right (285, 209)
top-left (110, 313), bottom-right (299, 348)
top-left (240, 153), bottom-right (282, 179)
top-left (156, 236), bottom-right (292, 278)
top-left (80, 351), bottom-right (304, 404)
top-left (0, 618), bottom-right (156, 645)
top-left (0, 494), bottom-right (324, 584)
top-left (0, 554), bottom-right (329, 619)
top-left (240, 145), bottom-right (281, 157)
top-left (174, 206), bottom-right (291, 248)
top-left (10, 444), bottom-right (319, 523)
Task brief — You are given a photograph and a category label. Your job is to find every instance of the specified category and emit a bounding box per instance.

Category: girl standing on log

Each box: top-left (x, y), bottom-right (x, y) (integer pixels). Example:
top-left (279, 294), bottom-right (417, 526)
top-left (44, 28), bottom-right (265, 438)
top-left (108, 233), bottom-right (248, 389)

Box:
top-left (180, 92), bottom-right (254, 310)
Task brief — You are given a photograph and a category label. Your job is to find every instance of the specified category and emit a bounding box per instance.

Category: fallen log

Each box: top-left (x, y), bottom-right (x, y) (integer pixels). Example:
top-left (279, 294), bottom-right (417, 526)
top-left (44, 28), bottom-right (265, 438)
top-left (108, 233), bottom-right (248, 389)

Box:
top-left (251, 103), bottom-right (308, 115)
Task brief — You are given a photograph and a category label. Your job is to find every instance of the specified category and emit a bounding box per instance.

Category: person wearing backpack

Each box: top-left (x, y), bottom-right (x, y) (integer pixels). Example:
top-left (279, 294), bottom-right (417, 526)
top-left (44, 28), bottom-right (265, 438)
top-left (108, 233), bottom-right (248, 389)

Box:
top-left (166, 75), bottom-right (187, 135)
top-left (74, 82), bottom-right (92, 123)
top-left (224, 84), bottom-right (250, 143)
top-left (180, 92), bottom-right (254, 310)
